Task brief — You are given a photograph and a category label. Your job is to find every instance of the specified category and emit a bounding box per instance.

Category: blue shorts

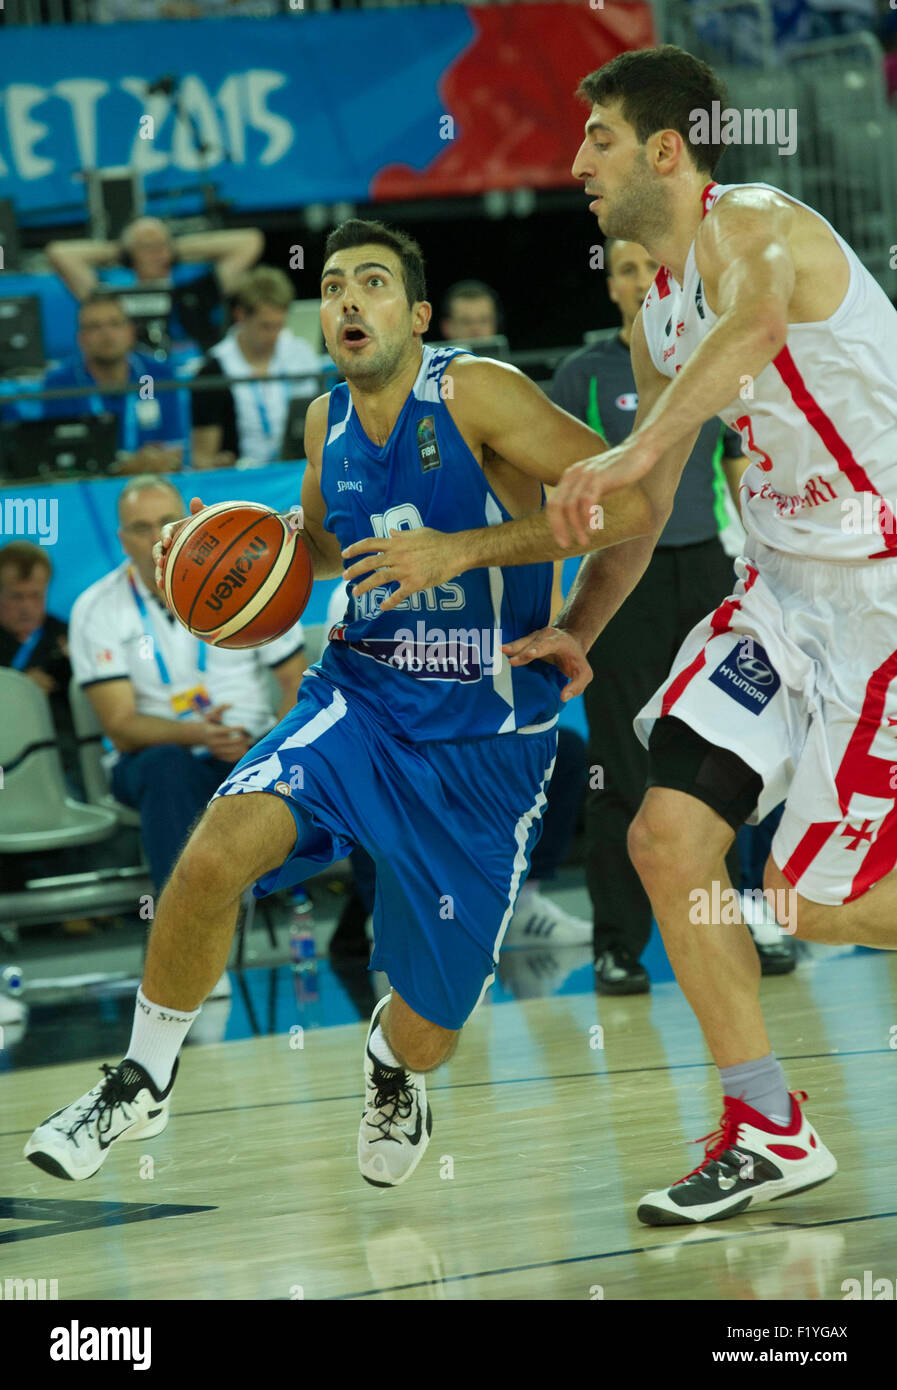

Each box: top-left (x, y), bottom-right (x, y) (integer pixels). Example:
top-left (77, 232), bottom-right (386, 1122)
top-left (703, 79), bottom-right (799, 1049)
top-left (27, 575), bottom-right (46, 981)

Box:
top-left (212, 671), bottom-right (558, 1030)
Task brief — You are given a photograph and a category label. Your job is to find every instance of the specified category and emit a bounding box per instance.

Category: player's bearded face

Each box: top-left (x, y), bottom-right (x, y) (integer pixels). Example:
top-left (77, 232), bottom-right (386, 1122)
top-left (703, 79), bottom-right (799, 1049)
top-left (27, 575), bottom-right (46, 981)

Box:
top-left (601, 146), bottom-right (670, 247)
top-left (320, 245), bottom-right (428, 387)
top-left (334, 323), bottom-right (408, 385)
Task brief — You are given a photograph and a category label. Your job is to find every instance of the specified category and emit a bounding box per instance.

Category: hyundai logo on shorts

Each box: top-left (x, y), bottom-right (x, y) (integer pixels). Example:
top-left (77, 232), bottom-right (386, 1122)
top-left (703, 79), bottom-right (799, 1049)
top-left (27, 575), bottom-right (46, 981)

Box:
top-left (709, 640), bottom-right (781, 713)
top-left (736, 651), bottom-right (776, 686)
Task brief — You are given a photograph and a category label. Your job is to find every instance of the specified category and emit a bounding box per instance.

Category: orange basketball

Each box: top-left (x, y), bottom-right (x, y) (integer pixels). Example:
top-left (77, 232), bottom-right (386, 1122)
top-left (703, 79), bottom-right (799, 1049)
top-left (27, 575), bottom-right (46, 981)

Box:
top-left (162, 501), bottom-right (313, 649)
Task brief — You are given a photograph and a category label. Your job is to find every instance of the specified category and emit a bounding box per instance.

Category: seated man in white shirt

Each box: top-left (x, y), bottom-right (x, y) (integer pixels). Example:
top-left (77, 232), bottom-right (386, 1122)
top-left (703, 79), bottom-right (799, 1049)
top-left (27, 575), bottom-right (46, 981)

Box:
top-left (190, 266), bottom-right (321, 469)
top-left (69, 475), bottom-right (307, 897)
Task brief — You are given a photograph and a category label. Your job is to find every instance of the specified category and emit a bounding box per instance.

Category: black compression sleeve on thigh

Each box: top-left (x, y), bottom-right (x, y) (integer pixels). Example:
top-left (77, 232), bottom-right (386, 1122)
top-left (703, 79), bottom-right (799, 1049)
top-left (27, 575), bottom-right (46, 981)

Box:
top-left (646, 716), bottom-right (763, 832)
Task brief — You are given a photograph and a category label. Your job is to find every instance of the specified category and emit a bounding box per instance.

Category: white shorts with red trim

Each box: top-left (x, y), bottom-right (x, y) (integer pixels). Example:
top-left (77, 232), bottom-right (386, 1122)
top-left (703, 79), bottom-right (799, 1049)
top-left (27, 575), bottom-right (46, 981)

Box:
top-left (634, 538), bottom-right (897, 906)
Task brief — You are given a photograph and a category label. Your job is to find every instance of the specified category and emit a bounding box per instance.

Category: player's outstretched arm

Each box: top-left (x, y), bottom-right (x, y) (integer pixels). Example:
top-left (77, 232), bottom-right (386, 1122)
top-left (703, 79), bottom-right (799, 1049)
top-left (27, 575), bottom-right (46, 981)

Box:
top-left (505, 315), bottom-right (701, 685)
top-left (342, 359), bottom-right (658, 610)
top-left (548, 188), bottom-right (795, 547)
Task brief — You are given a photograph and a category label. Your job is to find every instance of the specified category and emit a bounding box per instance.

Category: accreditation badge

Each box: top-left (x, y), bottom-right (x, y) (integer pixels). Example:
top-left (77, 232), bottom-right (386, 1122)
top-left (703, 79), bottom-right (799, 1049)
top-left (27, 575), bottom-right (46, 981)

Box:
top-left (135, 398), bottom-right (162, 429)
top-left (170, 684), bottom-right (211, 718)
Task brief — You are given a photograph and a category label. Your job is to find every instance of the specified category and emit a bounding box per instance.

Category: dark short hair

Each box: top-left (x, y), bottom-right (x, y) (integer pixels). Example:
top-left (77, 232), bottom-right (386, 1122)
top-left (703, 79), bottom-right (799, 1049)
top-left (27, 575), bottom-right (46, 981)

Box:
top-left (323, 219), bottom-right (427, 307)
top-left (78, 291), bottom-right (129, 324)
top-left (577, 44), bottom-right (728, 177)
top-left (0, 540), bottom-right (52, 584)
top-left (442, 280), bottom-right (500, 318)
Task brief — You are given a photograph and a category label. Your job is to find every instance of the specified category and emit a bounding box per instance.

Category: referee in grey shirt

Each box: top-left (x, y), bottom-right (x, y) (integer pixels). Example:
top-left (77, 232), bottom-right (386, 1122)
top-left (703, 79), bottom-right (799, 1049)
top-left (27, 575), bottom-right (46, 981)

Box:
top-left (551, 238), bottom-right (791, 992)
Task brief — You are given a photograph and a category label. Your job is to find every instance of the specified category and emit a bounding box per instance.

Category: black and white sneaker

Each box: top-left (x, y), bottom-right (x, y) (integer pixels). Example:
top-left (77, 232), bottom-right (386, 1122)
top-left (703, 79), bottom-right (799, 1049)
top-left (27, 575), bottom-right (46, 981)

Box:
top-left (595, 946), bottom-right (650, 995)
top-left (25, 1058), bottom-right (177, 1182)
top-left (637, 1090), bottom-right (837, 1226)
top-left (358, 994), bottom-right (432, 1188)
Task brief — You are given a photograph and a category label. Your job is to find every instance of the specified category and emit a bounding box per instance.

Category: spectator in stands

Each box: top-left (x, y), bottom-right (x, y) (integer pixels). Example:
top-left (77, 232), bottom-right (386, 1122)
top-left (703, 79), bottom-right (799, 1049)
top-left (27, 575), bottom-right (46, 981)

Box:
top-left (68, 475), bottom-right (307, 898)
top-left (45, 217), bottom-right (262, 347)
top-left (0, 540), bottom-right (76, 778)
top-left (550, 237), bottom-right (795, 991)
top-left (439, 280), bottom-right (503, 342)
top-left (190, 266), bottom-right (321, 469)
top-left (0, 541), bottom-right (97, 936)
top-left (41, 294), bottom-right (185, 476)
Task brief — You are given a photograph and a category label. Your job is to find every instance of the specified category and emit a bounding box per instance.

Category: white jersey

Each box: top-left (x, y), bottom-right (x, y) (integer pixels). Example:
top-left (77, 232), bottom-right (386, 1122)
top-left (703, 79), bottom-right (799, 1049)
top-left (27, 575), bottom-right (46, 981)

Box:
top-left (641, 180), bottom-right (897, 563)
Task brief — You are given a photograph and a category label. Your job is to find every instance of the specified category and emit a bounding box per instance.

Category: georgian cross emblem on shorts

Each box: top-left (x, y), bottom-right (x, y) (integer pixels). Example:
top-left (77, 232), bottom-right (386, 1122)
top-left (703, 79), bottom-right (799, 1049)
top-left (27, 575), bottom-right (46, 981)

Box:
top-left (842, 820), bottom-right (875, 851)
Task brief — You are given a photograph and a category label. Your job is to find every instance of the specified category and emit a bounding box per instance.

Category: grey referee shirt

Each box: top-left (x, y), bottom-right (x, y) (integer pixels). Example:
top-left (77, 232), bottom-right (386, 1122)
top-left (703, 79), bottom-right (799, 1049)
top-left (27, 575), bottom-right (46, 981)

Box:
top-left (550, 329), bottom-right (744, 547)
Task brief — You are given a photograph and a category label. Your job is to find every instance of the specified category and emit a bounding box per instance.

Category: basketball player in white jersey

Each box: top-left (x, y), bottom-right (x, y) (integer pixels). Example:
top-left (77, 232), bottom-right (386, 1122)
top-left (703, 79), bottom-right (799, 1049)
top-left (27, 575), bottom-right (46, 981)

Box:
top-left (504, 43), bottom-right (897, 1224)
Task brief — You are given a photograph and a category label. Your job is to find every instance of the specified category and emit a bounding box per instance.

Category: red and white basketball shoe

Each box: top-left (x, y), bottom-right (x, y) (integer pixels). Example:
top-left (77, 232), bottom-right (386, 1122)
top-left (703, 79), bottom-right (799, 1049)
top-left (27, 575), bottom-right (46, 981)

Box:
top-left (637, 1091), bottom-right (837, 1226)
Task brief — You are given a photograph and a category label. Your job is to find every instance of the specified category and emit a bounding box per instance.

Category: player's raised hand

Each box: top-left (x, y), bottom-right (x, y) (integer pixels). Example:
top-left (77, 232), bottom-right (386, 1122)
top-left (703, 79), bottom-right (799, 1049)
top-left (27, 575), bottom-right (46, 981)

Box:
top-left (502, 626), bottom-right (592, 701)
top-left (548, 437), bottom-right (658, 549)
top-left (152, 496), bottom-right (206, 592)
top-left (341, 527), bottom-right (466, 613)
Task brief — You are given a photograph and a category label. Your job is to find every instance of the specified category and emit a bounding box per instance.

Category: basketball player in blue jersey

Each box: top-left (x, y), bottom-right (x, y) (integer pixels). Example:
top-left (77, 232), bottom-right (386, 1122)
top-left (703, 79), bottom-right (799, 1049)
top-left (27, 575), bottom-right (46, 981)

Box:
top-left (25, 218), bottom-right (661, 1188)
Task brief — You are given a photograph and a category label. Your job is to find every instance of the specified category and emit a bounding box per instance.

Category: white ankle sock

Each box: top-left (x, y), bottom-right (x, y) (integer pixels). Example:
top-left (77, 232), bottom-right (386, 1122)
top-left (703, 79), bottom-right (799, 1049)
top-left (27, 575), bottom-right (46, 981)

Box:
top-left (369, 1022), bottom-right (401, 1070)
top-left (126, 988), bottom-right (201, 1093)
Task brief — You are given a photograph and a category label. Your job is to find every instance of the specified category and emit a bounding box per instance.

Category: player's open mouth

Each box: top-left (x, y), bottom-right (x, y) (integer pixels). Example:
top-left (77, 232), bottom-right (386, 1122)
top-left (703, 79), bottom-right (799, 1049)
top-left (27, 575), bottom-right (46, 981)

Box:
top-left (589, 195), bottom-right (603, 212)
top-left (341, 327), bottom-right (372, 347)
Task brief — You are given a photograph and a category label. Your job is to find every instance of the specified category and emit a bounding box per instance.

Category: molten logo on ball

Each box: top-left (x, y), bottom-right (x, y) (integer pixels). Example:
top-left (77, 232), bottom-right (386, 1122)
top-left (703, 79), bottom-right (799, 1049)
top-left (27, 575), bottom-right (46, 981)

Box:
top-left (203, 537), bottom-right (267, 612)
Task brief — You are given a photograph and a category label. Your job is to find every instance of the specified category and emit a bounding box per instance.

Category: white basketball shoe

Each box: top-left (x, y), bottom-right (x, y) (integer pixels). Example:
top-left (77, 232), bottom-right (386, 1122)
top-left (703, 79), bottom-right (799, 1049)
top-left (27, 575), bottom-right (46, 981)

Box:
top-left (358, 995), bottom-right (432, 1188)
top-left (25, 1058), bottom-right (177, 1182)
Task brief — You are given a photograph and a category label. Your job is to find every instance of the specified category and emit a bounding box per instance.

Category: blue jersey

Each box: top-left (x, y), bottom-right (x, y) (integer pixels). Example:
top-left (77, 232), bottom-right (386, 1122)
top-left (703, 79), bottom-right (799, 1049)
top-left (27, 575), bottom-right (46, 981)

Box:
top-left (42, 351), bottom-right (185, 451)
top-left (314, 344), bottom-right (564, 743)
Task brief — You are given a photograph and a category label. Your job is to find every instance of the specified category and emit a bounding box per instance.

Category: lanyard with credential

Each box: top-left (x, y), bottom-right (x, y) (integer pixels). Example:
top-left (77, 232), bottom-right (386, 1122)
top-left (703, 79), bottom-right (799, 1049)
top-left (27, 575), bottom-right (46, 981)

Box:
top-left (250, 378), bottom-right (278, 439)
top-left (126, 567), bottom-right (206, 684)
top-left (11, 626), bottom-right (44, 671)
top-left (80, 360), bottom-right (139, 452)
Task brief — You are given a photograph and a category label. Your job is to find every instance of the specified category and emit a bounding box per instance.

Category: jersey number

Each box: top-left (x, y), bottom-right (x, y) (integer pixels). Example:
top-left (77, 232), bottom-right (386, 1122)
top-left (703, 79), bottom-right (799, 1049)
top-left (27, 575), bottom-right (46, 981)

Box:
top-left (368, 504), bottom-right (463, 611)
top-left (734, 414), bottom-right (774, 472)
top-left (370, 504), bottom-right (422, 538)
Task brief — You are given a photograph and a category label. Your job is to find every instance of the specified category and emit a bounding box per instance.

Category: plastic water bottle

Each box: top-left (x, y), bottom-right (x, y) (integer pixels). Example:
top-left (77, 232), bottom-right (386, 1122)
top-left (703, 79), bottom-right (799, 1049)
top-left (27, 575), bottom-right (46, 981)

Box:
top-left (288, 886), bottom-right (316, 966)
top-left (1, 966), bottom-right (23, 997)
top-left (289, 895), bottom-right (319, 1017)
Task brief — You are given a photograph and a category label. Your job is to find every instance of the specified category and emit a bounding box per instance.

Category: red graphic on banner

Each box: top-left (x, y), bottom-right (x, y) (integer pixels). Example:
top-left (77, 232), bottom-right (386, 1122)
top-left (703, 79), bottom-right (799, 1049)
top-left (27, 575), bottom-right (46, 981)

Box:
top-left (370, 2), bottom-right (655, 201)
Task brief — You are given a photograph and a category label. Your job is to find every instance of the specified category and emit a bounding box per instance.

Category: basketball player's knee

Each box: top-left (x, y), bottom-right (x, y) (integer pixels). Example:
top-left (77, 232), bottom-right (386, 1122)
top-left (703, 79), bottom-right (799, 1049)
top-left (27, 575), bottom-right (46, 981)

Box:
top-left (173, 796), bottom-right (291, 903)
top-left (627, 802), bottom-right (708, 886)
top-left (756, 850), bottom-right (789, 906)
top-left (402, 1032), bottom-right (458, 1073)
top-left (787, 894), bottom-right (837, 942)
top-left (389, 1019), bottom-right (459, 1073)
top-left (172, 820), bottom-right (243, 903)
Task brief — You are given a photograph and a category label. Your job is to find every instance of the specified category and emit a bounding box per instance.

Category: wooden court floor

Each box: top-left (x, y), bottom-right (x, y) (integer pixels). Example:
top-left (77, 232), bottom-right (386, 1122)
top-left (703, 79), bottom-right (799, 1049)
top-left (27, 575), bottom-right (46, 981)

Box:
top-left (2, 947), bottom-right (896, 1300)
